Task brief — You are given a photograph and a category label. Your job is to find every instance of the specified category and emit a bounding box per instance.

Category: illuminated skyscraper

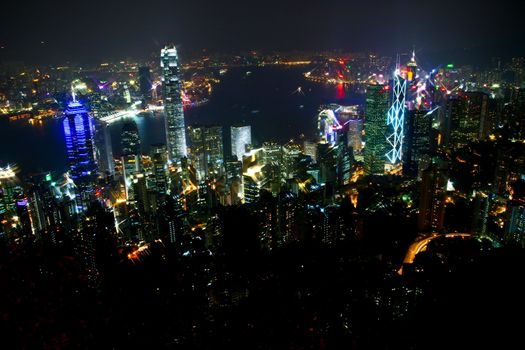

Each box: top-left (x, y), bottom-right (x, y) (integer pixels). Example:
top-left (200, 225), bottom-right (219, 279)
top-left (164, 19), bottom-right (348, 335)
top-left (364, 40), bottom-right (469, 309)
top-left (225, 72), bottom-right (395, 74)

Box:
top-left (418, 163), bottom-right (447, 233)
top-left (121, 121), bottom-right (142, 200)
top-left (346, 117), bottom-right (364, 153)
top-left (386, 66), bottom-right (407, 168)
top-left (161, 45), bottom-right (187, 162)
top-left (364, 84), bottom-right (389, 174)
top-left (188, 124), bottom-right (224, 180)
top-left (447, 92), bottom-right (489, 149)
top-left (231, 125), bottom-right (252, 161)
top-left (150, 143), bottom-right (168, 195)
top-left (62, 98), bottom-right (98, 212)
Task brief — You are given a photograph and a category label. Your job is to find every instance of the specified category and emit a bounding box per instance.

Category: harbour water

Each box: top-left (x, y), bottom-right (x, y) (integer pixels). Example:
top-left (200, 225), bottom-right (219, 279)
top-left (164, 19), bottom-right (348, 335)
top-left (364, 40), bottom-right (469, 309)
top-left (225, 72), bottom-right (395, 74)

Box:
top-left (0, 66), bottom-right (363, 175)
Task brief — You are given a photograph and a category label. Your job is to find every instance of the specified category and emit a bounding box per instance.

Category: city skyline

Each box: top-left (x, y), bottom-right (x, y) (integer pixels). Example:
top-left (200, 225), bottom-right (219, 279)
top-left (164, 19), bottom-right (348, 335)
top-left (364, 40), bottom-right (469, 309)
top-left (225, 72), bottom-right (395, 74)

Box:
top-left (0, 3), bottom-right (524, 348)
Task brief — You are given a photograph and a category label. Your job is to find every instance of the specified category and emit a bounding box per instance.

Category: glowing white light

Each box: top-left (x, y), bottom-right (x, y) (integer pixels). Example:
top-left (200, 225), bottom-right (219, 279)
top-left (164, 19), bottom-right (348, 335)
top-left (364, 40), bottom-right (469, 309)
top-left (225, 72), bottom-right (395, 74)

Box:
top-left (386, 70), bottom-right (407, 164)
top-left (0, 165), bottom-right (16, 179)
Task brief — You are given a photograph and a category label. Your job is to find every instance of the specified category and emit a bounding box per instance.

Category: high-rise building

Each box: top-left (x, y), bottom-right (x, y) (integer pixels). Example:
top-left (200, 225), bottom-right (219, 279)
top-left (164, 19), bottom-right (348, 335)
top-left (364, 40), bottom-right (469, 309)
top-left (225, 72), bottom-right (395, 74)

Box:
top-left (138, 66), bottom-right (152, 104)
top-left (121, 121), bottom-right (141, 156)
top-left (404, 109), bottom-right (432, 177)
top-left (418, 163), bottom-right (448, 232)
top-left (262, 142), bottom-right (282, 195)
top-left (302, 140), bottom-right (317, 163)
top-left (282, 142), bottom-right (302, 180)
top-left (386, 67), bottom-right (407, 170)
top-left (121, 121), bottom-right (142, 200)
top-left (93, 120), bottom-right (114, 176)
top-left (150, 143), bottom-right (168, 195)
top-left (347, 117), bottom-right (364, 153)
top-left (161, 45), bottom-right (187, 162)
top-left (188, 124), bottom-right (224, 181)
top-left (364, 84), bottom-right (389, 174)
top-left (231, 125), bottom-right (252, 161)
top-left (447, 92), bottom-right (489, 149)
top-left (62, 98), bottom-right (98, 212)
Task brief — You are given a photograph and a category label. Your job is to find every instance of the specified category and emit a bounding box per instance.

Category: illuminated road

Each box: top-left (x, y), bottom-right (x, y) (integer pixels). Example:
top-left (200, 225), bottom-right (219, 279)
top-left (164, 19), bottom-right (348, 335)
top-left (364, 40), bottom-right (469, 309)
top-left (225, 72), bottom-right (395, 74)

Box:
top-left (99, 103), bottom-right (163, 124)
top-left (398, 233), bottom-right (472, 275)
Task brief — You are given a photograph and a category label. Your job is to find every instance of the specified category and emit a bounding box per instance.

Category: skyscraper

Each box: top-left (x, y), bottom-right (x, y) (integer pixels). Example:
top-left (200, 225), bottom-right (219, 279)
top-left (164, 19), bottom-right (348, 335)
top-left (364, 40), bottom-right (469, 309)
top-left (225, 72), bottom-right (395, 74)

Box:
top-left (62, 97), bottom-right (98, 212)
top-left (93, 120), bottom-right (114, 176)
top-left (188, 124), bottom-right (224, 181)
top-left (161, 45), bottom-right (187, 162)
top-left (121, 121), bottom-right (141, 200)
top-left (231, 125), bottom-right (252, 162)
top-left (150, 143), bottom-right (168, 195)
top-left (404, 109), bottom-right (432, 177)
top-left (138, 66), bottom-right (152, 104)
top-left (386, 67), bottom-right (407, 170)
top-left (121, 121), bottom-right (141, 156)
top-left (364, 84), bottom-right (389, 174)
top-left (418, 163), bottom-right (448, 233)
top-left (347, 117), bottom-right (364, 153)
top-left (447, 92), bottom-right (489, 149)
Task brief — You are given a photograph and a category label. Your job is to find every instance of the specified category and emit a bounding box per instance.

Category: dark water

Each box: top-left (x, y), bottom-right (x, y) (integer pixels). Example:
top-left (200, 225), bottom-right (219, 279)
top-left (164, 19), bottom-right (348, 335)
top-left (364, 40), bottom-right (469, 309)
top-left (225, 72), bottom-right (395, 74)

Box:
top-left (0, 66), bottom-right (363, 175)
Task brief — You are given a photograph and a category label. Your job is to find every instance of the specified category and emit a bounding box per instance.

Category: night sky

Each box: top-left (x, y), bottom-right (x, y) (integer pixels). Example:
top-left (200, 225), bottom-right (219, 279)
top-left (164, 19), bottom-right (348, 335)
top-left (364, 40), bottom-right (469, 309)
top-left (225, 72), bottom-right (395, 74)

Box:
top-left (1, 0), bottom-right (524, 63)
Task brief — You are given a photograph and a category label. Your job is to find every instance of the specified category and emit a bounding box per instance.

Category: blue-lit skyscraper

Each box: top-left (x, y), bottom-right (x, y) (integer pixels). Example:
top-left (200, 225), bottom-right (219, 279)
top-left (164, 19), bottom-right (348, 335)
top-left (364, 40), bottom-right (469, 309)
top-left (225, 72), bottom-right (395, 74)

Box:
top-left (63, 97), bottom-right (98, 212)
top-left (386, 65), bottom-right (407, 170)
top-left (161, 45), bottom-right (187, 162)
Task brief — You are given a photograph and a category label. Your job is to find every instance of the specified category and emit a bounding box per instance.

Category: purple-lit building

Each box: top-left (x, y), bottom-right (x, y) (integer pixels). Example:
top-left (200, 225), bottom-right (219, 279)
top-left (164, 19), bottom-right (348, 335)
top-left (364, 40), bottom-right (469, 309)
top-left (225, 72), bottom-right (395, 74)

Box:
top-left (62, 98), bottom-right (98, 212)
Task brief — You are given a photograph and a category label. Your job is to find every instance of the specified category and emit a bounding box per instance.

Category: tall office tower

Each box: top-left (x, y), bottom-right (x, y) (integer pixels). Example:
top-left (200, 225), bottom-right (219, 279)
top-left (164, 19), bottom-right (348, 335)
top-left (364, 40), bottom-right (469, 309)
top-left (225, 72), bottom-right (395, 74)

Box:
top-left (404, 109), bottom-right (432, 177)
top-left (262, 141), bottom-right (282, 195)
top-left (347, 117), bottom-right (364, 153)
top-left (93, 120), bottom-right (114, 176)
top-left (188, 125), bottom-right (224, 181)
top-left (15, 197), bottom-right (33, 241)
top-left (231, 125), bottom-right (252, 161)
top-left (317, 142), bottom-right (337, 184)
top-left (121, 120), bottom-right (141, 156)
top-left (78, 202), bottom-right (115, 287)
top-left (150, 143), bottom-right (168, 195)
top-left (447, 92), bottom-right (489, 149)
top-left (161, 45), bottom-right (187, 162)
top-left (335, 134), bottom-right (354, 187)
top-left (121, 121), bottom-right (141, 200)
top-left (277, 192), bottom-right (299, 244)
top-left (418, 163), bottom-right (448, 233)
top-left (241, 148), bottom-right (264, 203)
top-left (224, 156), bottom-right (243, 205)
top-left (364, 84), bottom-right (389, 174)
top-left (0, 165), bottom-right (17, 219)
top-left (386, 65), bottom-right (407, 171)
top-left (62, 97), bottom-right (98, 212)
top-left (138, 66), bottom-right (152, 103)
top-left (302, 140), bottom-right (317, 163)
top-left (282, 142), bottom-right (302, 179)
top-left (225, 157), bottom-right (242, 182)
